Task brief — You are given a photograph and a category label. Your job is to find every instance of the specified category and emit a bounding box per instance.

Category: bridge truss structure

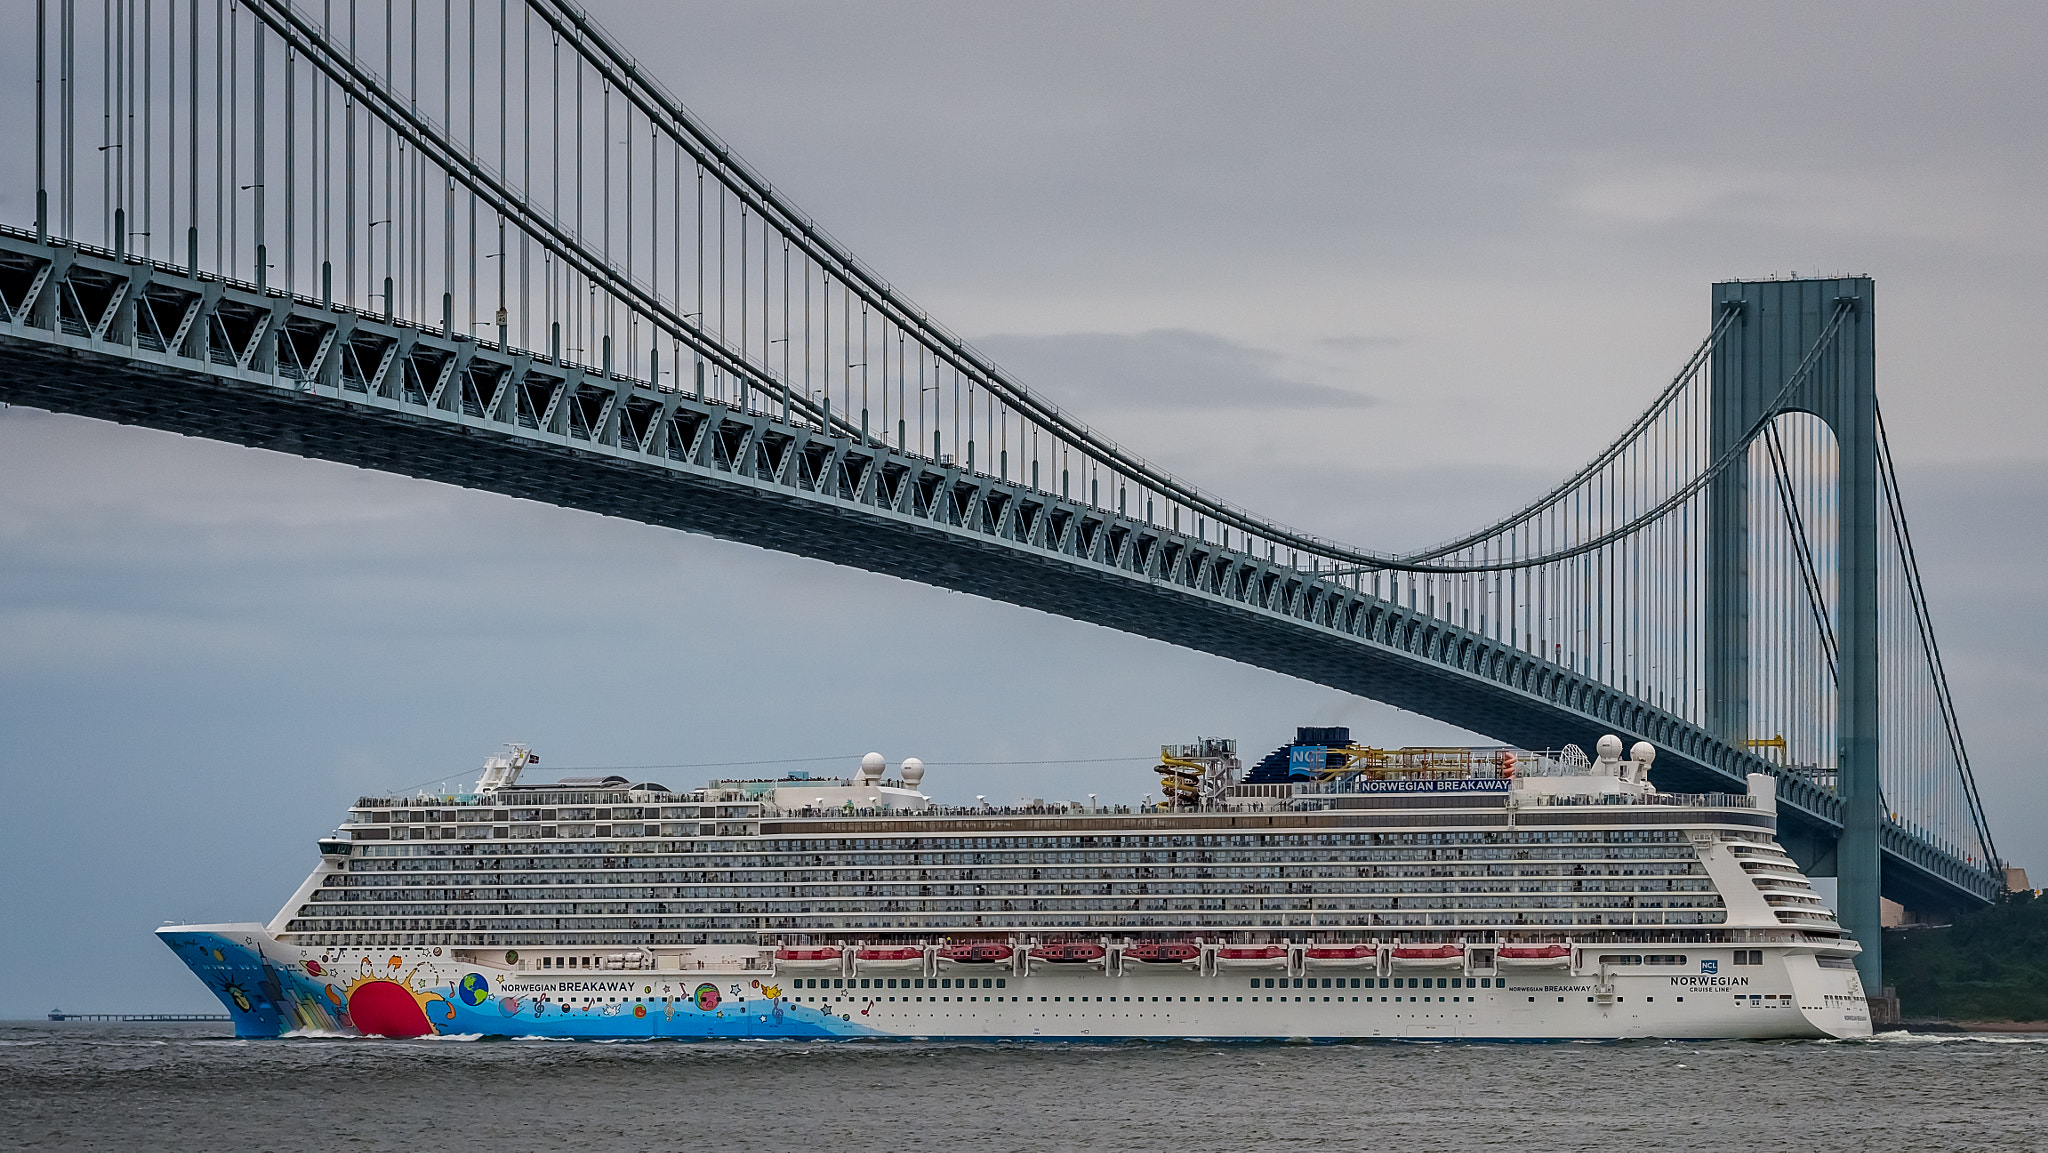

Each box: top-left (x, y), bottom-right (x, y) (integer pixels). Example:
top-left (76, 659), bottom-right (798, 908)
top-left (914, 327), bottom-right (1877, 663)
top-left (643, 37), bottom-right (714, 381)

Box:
top-left (0, 0), bottom-right (2007, 986)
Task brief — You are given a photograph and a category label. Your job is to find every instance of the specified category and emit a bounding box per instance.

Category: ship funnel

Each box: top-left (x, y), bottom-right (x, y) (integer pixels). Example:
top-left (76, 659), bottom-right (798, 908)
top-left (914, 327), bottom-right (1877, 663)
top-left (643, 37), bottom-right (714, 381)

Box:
top-left (1746, 772), bottom-right (1778, 815)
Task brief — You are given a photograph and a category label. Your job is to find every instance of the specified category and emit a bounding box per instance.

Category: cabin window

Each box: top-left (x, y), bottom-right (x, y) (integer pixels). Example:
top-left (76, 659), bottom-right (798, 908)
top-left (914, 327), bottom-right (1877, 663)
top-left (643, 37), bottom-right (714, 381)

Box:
top-left (997, 979), bottom-right (1006, 988)
top-left (914, 979), bottom-right (925, 988)
top-left (941, 979), bottom-right (952, 989)
top-left (860, 979), bottom-right (870, 988)
top-left (886, 979), bottom-right (897, 988)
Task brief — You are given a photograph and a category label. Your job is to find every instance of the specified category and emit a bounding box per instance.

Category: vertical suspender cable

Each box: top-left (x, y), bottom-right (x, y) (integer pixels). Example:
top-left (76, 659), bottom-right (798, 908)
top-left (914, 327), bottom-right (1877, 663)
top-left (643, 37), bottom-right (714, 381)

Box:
top-left (253, 10), bottom-right (265, 289)
top-left (285, 32), bottom-right (295, 294)
top-left (345, 0), bottom-right (356, 303)
top-left (62, 0), bottom-right (75, 239)
top-left (36, 0), bottom-right (47, 241)
top-left (143, 0), bottom-right (151, 260)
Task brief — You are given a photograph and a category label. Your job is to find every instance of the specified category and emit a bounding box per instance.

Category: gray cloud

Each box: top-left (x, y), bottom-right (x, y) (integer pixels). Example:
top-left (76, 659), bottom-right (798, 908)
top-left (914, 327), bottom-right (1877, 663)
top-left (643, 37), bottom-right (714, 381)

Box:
top-left (973, 329), bottom-right (1374, 413)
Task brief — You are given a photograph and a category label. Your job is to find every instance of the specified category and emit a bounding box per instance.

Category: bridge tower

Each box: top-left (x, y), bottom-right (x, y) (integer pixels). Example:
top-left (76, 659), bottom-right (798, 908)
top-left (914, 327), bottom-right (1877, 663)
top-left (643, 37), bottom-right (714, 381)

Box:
top-left (1706, 276), bottom-right (1881, 990)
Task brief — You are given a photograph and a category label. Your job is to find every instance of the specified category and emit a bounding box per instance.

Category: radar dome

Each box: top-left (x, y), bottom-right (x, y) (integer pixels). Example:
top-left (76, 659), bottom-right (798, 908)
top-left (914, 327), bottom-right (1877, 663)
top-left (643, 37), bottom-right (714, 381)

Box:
top-left (1595, 734), bottom-right (1624, 762)
top-left (858, 752), bottom-right (885, 784)
top-left (900, 757), bottom-right (925, 787)
top-left (1630, 741), bottom-right (1656, 766)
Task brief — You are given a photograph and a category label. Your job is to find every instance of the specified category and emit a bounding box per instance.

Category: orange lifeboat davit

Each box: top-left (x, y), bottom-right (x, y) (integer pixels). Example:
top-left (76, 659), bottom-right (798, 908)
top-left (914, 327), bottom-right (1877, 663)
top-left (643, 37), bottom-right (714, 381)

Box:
top-left (1214, 945), bottom-right (1287, 970)
top-left (1121, 940), bottom-right (1201, 966)
top-left (1033, 941), bottom-right (1107, 965)
top-left (1495, 944), bottom-right (1571, 968)
top-left (854, 945), bottom-right (926, 969)
top-left (939, 941), bottom-right (1014, 965)
top-left (773, 946), bottom-right (844, 970)
top-left (1390, 944), bottom-right (1465, 969)
top-left (1303, 944), bottom-right (1378, 970)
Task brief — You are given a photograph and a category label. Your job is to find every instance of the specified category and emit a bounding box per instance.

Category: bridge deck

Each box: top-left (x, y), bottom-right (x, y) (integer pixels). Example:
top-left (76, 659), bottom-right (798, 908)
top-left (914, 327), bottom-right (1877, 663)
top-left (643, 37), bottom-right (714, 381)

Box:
top-left (0, 231), bottom-right (1999, 912)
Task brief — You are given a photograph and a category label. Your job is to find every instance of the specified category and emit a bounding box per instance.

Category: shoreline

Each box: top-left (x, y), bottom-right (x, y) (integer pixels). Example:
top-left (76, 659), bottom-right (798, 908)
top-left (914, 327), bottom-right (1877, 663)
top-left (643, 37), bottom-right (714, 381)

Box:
top-left (1896, 1018), bottom-right (2048, 1034)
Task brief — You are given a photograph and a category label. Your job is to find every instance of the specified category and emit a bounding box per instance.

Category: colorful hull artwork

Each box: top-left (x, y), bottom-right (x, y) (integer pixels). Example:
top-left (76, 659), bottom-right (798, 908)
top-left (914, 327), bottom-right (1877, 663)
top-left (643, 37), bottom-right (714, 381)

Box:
top-left (158, 926), bottom-right (885, 1039)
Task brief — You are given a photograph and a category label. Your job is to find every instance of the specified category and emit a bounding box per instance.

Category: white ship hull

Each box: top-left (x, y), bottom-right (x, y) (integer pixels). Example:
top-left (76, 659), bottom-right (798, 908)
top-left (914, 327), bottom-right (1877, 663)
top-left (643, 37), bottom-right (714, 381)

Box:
top-left (157, 925), bottom-right (1870, 1041)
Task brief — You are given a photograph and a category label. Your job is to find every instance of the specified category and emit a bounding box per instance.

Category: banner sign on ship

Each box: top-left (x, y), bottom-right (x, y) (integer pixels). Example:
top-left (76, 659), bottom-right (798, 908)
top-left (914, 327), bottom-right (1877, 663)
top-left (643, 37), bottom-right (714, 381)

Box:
top-left (1288, 746), bottom-right (1328, 777)
top-left (1357, 778), bottom-right (1512, 793)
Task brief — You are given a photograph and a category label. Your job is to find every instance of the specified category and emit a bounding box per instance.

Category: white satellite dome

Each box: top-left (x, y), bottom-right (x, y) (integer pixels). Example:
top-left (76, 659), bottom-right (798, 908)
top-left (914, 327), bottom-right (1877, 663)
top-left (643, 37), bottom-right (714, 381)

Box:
top-left (1595, 734), bottom-right (1624, 763)
top-left (900, 757), bottom-right (925, 787)
top-left (858, 751), bottom-right (885, 784)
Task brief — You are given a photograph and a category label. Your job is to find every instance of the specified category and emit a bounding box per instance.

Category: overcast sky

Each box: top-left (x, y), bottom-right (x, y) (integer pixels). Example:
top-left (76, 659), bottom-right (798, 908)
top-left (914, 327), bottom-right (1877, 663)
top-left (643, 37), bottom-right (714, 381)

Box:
top-left (3, 1), bottom-right (2046, 1017)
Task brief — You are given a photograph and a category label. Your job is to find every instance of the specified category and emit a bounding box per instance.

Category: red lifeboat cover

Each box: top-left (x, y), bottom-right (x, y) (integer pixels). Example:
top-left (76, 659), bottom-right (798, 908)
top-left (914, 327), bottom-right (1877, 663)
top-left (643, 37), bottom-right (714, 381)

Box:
top-left (1217, 945), bottom-right (1286, 961)
top-left (776, 946), bottom-right (843, 962)
top-left (1035, 941), bottom-right (1107, 963)
top-left (1496, 945), bottom-right (1571, 959)
top-left (855, 946), bottom-right (926, 962)
top-left (1391, 945), bottom-right (1464, 959)
top-left (939, 942), bottom-right (1014, 964)
top-left (1304, 945), bottom-right (1376, 960)
top-left (1123, 940), bottom-right (1200, 964)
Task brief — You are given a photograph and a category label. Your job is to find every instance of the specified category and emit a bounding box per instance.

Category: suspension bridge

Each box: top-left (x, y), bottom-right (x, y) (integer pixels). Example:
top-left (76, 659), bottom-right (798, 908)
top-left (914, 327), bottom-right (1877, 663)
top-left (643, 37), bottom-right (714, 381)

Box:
top-left (0, 0), bottom-right (2009, 989)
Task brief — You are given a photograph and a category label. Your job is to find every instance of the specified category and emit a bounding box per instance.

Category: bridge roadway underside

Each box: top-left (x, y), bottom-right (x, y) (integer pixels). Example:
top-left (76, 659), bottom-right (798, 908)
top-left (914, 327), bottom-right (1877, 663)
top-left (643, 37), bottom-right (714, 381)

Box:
top-left (0, 327), bottom-right (1992, 916)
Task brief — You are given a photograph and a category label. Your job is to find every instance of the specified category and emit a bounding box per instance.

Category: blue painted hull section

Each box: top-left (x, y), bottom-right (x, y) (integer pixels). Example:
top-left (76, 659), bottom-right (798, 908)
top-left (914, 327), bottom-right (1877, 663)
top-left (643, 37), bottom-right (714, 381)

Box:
top-left (157, 928), bottom-right (886, 1040)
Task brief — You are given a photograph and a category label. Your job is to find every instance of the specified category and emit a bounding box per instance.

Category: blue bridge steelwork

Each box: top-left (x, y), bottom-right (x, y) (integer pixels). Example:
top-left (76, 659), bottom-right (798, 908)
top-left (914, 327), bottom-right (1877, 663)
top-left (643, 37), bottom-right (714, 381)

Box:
top-left (0, 0), bottom-right (2007, 988)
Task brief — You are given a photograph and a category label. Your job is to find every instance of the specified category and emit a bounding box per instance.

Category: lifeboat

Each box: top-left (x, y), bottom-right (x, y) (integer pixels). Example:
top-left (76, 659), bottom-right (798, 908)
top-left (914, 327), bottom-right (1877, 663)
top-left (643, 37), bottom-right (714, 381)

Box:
top-left (1303, 944), bottom-right (1378, 970)
top-left (1214, 945), bottom-right (1288, 970)
top-left (1121, 940), bottom-right (1201, 966)
top-left (1389, 944), bottom-right (1465, 969)
top-left (854, 945), bottom-right (926, 969)
top-left (773, 946), bottom-right (845, 970)
top-left (1033, 941), bottom-right (1107, 964)
top-left (1495, 945), bottom-right (1571, 968)
top-left (938, 941), bottom-right (1014, 965)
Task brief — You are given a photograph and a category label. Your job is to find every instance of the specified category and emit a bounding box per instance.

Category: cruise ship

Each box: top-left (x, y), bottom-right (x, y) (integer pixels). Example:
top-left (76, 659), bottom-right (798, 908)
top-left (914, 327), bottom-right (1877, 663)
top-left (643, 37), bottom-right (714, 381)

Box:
top-left (158, 729), bottom-right (1873, 1040)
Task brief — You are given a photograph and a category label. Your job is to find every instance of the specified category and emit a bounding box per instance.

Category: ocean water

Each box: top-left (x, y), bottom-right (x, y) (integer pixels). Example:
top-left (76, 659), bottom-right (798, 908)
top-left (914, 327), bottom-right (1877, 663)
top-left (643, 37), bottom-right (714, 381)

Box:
top-left (2, 1022), bottom-right (2044, 1151)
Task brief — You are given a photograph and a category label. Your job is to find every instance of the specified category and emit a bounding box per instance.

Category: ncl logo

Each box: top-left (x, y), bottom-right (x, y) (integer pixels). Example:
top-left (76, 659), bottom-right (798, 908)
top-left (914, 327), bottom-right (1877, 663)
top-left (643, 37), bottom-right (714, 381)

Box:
top-left (1700, 959), bottom-right (1719, 974)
